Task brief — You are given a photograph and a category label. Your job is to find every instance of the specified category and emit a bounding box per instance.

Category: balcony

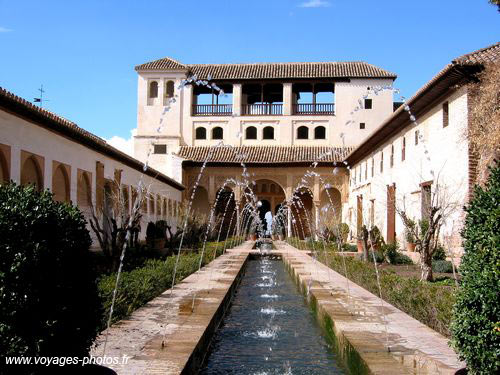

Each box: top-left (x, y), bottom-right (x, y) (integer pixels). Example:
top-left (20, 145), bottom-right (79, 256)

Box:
top-left (293, 103), bottom-right (335, 115)
top-left (192, 104), bottom-right (232, 116)
top-left (241, 103), bottom-right (283, 116)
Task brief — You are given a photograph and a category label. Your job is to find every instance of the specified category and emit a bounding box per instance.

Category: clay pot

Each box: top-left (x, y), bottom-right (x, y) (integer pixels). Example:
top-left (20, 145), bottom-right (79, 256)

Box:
top-left (406, 242), bottom-right (416, 252)
top-left (357, 239), bottom-right (363, 253)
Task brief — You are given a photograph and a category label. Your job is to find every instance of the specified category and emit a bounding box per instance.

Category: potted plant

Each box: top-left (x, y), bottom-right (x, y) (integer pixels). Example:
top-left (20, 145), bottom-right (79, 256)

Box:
top-left (369, 225), bottom-right (385, 251)
top-left (146, 221), bottom-right (166, 250)
top-left (404, 219), bottom-right (416, 252)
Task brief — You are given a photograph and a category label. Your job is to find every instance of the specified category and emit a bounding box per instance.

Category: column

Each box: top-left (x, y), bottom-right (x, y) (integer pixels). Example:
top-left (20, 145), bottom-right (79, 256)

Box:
top-left (314, 201), bottom-right (320, 240)
top-left (287, 206), bottom-right (292, 237)
top-left (232, 83), bottom-right (242, 116)
top-left (283, 83), bottom-right (293, 116)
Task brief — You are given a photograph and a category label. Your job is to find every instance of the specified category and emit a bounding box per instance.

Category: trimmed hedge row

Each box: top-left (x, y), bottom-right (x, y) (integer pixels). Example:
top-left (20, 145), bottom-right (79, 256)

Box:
top-left (318, 251), bottom-right (456, 337)
top-left (98, 237), bottom-right (244, 328)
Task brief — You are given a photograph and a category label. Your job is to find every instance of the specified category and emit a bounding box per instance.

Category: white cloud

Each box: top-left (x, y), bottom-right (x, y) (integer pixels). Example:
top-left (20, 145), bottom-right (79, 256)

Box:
top-left (298, 0), bottom-right (331, 8)
top-left (0, 27), bottom-right (12, 32)
top-left (106, 128), bottom-right (136, 157)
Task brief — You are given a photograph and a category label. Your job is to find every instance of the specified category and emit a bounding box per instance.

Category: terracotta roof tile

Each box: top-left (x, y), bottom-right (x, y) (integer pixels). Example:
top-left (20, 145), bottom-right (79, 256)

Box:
top-left (0, 87), bottom-right (184, 191)
top-left (176, 146), bottom-right (352, 164)
top-left (136, 59), bottom-right (397, 80)
top-left (135, 57), bottom-right (187, 71)
top-left (452, 42), bottom-right (500, 65)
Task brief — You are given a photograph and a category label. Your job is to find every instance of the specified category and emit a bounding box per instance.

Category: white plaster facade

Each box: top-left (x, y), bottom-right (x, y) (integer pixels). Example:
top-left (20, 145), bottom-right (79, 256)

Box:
top-left (0, 104), bottom-right (183, 246)
top-left (346, 86), bottom-right (470, 258)
top-left (134, 65), bottom-right (394, 180)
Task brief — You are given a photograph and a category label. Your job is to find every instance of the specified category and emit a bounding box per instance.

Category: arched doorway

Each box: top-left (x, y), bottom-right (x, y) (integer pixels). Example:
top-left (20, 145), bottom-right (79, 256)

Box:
top-left (191, 186), bottom-right (210, 217)
top-left (21, 156), bottom-right (43, 192)
top-left (214, 186), bottom-right (236, 239)
top-left (291, 187), bottom-right (313, 239)
top-left (52, 164), bottom-right (70, 203)
top-left (254, 179), bottom-right (286, 237)
top-left (318, 187), bottom-right (342, 235)
top-left (77, 171), bottom-right (92, 214)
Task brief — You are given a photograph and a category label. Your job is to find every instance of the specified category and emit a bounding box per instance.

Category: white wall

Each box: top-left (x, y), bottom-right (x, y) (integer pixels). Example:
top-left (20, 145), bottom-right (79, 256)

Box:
top-left (0, 109), bottom-right (183, 246)
top-left (134, 70), bottom-right (395, 178)
top-left (346, 86), bottom-right (469, 258)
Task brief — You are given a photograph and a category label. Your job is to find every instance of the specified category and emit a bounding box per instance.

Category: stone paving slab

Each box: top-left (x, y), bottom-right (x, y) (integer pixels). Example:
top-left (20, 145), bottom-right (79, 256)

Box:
top-left (92, 242), bottom-right (254, 374)
top-left (275, 241), bottom-right (464, 375)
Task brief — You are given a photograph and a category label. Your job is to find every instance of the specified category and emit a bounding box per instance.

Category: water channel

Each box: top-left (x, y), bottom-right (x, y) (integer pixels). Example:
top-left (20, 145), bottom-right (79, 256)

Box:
top-left (200, 256), bottom-right (346, 375)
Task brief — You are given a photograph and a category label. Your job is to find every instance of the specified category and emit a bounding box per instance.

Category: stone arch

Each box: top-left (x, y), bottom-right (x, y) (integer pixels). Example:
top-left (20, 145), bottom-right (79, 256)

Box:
top-left (191, 186), bottom-right (210, 217)
top-left (214, 186), bottom-right (236, 239)
top-left (21, 154), bottom-right (43, 192)
top-left (52, 163), bottom-right (70, 203)
top-left (319, 186), bottom-right (342, 228)
top-left (291, 187), bottom-right (313, 239)
top-left (77, 170), bottom-right (92, 210)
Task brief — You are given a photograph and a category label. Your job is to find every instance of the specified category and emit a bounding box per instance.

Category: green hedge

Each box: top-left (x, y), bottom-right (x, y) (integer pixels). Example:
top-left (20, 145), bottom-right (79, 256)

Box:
top-left (451, 162), bottom-right (500, 374)
top-left (0, 183), bottom-right (101, 359)
top-left (317, 251), bottom-right (455, 337)
top-left (98, 237), bottom-right (244, 328)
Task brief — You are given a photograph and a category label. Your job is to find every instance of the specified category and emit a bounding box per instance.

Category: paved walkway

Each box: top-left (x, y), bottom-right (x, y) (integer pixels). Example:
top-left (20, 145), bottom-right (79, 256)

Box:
top-left (92, 241), bottom-right (253, 374)
top-left (275, 241), bottom-right (464, 375)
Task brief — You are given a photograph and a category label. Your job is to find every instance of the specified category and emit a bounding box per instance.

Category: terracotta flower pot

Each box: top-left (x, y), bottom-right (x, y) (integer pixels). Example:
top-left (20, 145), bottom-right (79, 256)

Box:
top-left (357, 239), bottom-right (363, 253)
top-left (406, 242), bottom-right (416, 252)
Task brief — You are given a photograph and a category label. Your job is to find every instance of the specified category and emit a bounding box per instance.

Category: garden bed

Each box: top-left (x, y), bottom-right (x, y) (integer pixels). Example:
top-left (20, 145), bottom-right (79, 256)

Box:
top-left (97, 237), bottom-right (244, 329)
top-left (316, 250), bottom-right (457, 337)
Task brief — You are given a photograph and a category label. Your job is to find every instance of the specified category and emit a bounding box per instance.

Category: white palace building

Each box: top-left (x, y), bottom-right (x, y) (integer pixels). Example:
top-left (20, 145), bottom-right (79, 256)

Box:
top-left (132, 42), bottom-right (498, 258)
top-left (1, 42), bottom-right (498, 255)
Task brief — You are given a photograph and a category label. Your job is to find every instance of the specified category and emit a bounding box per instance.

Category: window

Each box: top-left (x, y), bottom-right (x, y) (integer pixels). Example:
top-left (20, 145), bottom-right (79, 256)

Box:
top-left (314, 126), bottom-right (326, 139)
top-left (380, 151), bottom-right (384, 173)
top-left (442, 101), bottom-right (449, 127)
top-left (195, 127), bottom-right (207, 140)
top-left (153, 144), bottom-right (167, 154)
top-left (165, 80), bottom-right (174, 98)
top-left (360, 122), bottom-right (366, 129)
top-left (212, 127), bottom-right (223, 140)
top-left (149, 81), bottom-right (158, 98)
top-left (263, 126), bottom-right (274, 140)
top-left (371, 158), bottom-right (374, 177)
top-left (245, 126), bottom-right (257, 140)
top-left (364, 98), bottom-right (372, 109)
top-left (370, 199), bottom-right (375, 226)
top-left (364, 161), bottom-right (368, 180)
top-left (390, 145), bottom-right (394, 167)
top-left (415, 130), bottom-right (419, 145)
top-left (402, 137), bottom-right (406, 161)
top-left (297, 126), bottom-right (309, 140)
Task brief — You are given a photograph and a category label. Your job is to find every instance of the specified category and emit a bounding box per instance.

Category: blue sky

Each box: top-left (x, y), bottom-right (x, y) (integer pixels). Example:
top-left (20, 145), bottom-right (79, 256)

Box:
top-left (0, 0), bottom-right (498, 152)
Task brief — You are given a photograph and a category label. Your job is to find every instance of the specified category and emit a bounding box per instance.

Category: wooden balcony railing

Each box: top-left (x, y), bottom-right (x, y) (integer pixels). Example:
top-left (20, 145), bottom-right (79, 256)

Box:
top-left (192, 104), bottom-right (232, 116)
top-left (293, 103), bottom-right (335, 115)
top-left (241, 103), bottom-right (283, 116)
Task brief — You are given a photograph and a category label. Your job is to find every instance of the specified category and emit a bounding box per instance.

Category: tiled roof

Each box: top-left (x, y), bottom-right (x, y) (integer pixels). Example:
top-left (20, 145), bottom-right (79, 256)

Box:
top-left (135, 57), bottom-right (187, 71)
top-left (176, 146), bottom-right (352, 164)
top-left (345, 42), bottom-right (499, 166)
top-left (136, 59), bottom-right (397, 80)
top-left (453, 42), bottom-right (500, 65)
top-left (0, 87), bottom-right (184, 191)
